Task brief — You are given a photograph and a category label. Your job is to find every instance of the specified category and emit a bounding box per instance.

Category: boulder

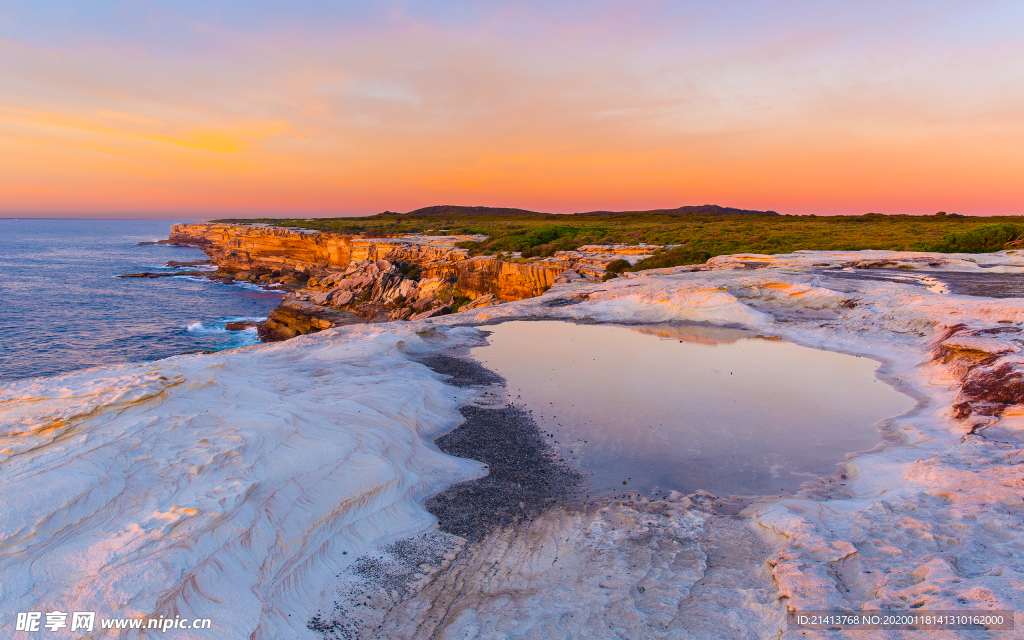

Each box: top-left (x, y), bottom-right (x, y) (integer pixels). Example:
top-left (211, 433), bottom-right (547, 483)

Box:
top-left (411, 306), bottom-right (451, 321)
top-left (412, 297), bottom-right (435, 312)
top-left (553, 269), bottom-right (582, 284)
top-left (225, 321), bottom-right (259, 331)
top-left (397, 279), bottom-right (418, 301)
top-left (258, 296), bottom-right (364, 341)
top-left (463, 293), bottom-right (496, 310)
top-left (332, 290), bottom-right (355, 306)
top-left (414, 277), bottom-right (445, 299)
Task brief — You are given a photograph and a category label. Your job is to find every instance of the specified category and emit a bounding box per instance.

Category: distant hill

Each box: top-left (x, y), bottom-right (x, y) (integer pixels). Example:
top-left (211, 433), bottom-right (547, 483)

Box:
top-left (577, 204), bottom-right (779, 216)
top-left (396, 204), bottom-right (778, 217)
top-left (397, 205), bottom-right (546, 217)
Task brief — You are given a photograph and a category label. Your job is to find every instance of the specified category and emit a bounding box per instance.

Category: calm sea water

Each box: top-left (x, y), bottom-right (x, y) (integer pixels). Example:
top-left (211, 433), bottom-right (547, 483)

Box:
top-left (0, 219), bottom-right (283, 383)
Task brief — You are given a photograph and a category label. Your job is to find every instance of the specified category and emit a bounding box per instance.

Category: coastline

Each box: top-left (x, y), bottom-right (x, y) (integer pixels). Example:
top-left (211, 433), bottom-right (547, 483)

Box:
top-left (151, 222), bottom-right (654, 341)
top-left (3, 245), bottom-right (1024, 637)
top-left (0, 219), bottom-right (284, 383)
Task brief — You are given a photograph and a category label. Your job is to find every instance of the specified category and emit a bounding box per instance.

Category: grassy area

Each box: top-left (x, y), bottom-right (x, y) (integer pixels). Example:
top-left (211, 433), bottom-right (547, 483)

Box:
top-left (216, 208), bottom-right (1024, 269)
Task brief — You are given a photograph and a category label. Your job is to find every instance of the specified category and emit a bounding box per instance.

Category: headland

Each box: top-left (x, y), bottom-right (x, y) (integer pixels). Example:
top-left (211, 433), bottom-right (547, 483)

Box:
top-left (5, 211), bottom-right (1024, 638)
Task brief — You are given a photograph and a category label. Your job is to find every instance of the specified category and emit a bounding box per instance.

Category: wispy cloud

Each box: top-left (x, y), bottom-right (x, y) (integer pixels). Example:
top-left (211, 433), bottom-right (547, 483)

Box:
top-left (1, 1), bottom-right (1022, 215)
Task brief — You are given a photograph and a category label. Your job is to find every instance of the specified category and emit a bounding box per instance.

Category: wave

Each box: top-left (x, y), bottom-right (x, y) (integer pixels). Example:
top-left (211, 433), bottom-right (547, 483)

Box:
top-left (156, 264), bottom-right (218, 272)
top-left (185, 316), bottom-right (266, 335)
top-left (172, 274), bottom-right (284, 293)
top-left (233, 280), bottom-right (284, 291)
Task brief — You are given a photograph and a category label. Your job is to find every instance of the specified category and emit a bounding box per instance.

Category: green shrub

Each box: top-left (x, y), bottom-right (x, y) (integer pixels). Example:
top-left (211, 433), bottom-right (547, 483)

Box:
top-left (458, 225), bottom-right (582, 256)
top-left (930, 223), bottom-right (1024, 253)
top-left (522, 243), bottom-right (567, 258)
top-left (524, 225), bottom-right (573, 246)
top-left (605, 259), bottom-right (631, 273)
top-left (450, 293), bottom-right (473, 312)
top-left (397, 262), bottom-right (421, 281)
top-left (629, 248), bottom-right (711, 271)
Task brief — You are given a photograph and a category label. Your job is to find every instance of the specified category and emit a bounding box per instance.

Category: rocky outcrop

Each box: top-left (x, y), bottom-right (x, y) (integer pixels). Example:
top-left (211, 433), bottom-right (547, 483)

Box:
top-left (423, 257), bottom-right (564, 302)
top-left (165, 223), bottom-right (572, 340)
top-left (259, 297), bottom-right (365, 342)
top-left (168, 223), bottom-right (351, 274)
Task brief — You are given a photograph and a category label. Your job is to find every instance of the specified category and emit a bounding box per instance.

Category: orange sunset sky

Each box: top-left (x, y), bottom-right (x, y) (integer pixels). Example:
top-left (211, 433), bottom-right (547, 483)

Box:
top-left (1, 1), bottom-right (1023, 217)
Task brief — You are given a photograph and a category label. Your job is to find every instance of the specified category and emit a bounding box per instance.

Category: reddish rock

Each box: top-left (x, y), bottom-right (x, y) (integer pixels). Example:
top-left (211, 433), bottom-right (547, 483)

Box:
top-left (163, 223), bottom-right (570, 341)
top-left (412, 297), bottom-right (435, 312)
top-left (411, 306), bottom-right (451, 321)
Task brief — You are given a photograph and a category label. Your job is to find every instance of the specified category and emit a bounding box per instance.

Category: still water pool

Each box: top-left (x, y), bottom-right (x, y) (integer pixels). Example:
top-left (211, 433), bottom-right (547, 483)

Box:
top-left (471, 321), bottom-right (915, 498)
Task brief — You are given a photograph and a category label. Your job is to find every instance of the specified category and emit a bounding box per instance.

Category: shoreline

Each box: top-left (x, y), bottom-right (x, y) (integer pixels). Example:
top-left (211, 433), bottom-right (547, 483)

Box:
top-left (418, 354), bottom-right (585, 542)
top-left (148, 221), bottom-right (654, 342)
top-left (314, 346), bottom-right (785, 638)
top-left (4, 247), bottom-right (1024, 637)
top-left (0, 221), bottom-right (286, 384)
top-left (322, 251), bottom-right (1024, 636)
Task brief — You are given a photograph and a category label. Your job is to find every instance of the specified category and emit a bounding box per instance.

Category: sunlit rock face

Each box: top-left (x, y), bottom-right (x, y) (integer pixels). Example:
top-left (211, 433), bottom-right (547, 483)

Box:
top-left (439, 256), bottom-right (565, 302)
top-left (5, 249), bottom-right (1024, 639)
top-left (167, 223), bottom-right (568, 339)
top-left (168, 222), bottom-right (476, 274)
top-left (169, 222), bottom-right (353, 273)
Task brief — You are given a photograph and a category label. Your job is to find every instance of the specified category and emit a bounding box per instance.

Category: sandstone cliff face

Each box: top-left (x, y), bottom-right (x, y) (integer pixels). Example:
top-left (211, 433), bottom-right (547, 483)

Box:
top-left (168, 223), bottom-right (353, 274)
top-left (425, 257), bottom-right (562, 302)
top-left (167, 223), bottom-right (569, 340)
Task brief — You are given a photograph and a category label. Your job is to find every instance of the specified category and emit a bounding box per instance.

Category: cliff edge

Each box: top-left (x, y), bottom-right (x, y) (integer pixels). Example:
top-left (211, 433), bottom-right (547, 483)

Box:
top-left (165, 223), bottom-right (573, 340)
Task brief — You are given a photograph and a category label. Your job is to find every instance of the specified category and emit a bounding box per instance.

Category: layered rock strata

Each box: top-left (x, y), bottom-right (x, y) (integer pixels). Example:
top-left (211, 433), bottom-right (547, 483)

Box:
top-left (166, 223), bottom-right (592, 340)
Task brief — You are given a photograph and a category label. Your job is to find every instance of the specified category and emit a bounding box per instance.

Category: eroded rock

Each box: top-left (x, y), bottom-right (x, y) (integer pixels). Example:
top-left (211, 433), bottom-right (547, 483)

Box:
top-left (162, 223), bottom-right (580, 340)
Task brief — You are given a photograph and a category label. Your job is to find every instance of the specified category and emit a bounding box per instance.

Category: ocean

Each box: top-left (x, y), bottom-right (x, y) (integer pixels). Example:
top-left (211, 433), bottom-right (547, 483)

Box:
top-left (0, 218), bottom-right (283, 382)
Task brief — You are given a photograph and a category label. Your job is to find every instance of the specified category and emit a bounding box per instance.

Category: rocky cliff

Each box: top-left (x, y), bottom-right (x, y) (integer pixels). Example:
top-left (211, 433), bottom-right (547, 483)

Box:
top-left (165, 223), bottom-right (571, 340)
top-left (167, 223), bottom-right (355, 274)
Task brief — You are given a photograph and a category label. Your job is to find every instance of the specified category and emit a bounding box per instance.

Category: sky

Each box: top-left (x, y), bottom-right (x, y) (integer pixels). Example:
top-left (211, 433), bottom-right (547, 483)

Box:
top-left (1, 0), bottom-right (1023, 217)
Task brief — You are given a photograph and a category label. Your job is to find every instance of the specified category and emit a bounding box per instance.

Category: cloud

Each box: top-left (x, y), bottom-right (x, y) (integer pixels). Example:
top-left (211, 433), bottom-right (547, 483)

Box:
top-left (1, 1), bottom-right (1022, 215)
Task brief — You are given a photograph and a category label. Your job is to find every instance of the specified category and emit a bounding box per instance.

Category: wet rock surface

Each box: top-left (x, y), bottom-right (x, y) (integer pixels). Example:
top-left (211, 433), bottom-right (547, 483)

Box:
top-left (819, 267), bottom-right (1024, 299)
top-left (309, 531), bottom-right (466, 640)
top-left (364, 497), bottom-right (783, 640)
top-left (224, 321), bottom-right (260, 331)
top-left (314, 350), bottom-right (783, 639)
top-left (119, 270), bottom-right (220, 279)
top-left (932, 271), bottom-right (1024, 298)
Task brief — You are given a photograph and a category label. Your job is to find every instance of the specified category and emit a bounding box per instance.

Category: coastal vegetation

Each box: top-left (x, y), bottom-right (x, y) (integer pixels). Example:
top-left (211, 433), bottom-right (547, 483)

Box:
top-left (216, 208), bottom-right (1024, 271)
top-left (929, 222), bottom-right (1024, 253)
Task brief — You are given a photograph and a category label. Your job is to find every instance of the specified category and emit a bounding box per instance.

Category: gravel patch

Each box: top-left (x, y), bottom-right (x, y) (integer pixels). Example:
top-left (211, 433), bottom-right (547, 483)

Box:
top-left (426, 403), bottom-right (584, 541)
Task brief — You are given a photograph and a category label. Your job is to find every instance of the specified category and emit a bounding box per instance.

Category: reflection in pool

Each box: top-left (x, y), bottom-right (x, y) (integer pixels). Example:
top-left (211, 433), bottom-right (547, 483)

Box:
top-left (470, 321), bottom-right (915, 498)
